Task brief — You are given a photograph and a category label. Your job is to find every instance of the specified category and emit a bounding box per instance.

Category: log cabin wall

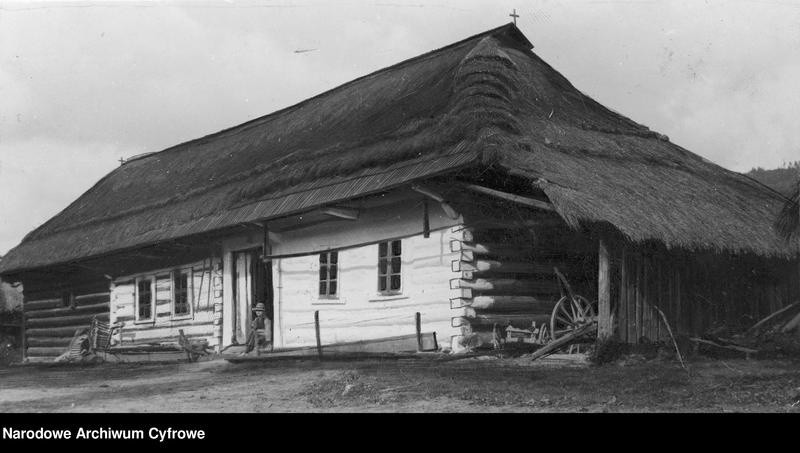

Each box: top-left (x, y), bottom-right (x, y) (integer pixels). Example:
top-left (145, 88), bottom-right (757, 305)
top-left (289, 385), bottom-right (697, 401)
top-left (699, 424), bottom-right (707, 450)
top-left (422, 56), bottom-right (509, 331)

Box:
top-left (20, 275), bottom-right (111, 362)
top-left (616, 247), bottom-right (800, 343)
top-left (450, 195), bottom-right (596, 349)
top-left (110, 257), bottom-right (222, 348)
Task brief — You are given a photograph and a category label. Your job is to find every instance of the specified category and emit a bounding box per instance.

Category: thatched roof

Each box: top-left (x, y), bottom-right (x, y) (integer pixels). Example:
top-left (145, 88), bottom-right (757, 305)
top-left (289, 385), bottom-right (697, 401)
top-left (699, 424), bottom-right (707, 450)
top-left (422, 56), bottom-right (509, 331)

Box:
top-left (1, 23), bottom-right (796, 276)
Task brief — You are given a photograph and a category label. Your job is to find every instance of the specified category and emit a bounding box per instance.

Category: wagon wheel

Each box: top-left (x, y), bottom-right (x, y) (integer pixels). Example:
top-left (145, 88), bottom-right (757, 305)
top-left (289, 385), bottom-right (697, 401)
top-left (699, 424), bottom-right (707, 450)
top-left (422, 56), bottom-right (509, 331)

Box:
top-left (550, 295), bottom-right (597, 342)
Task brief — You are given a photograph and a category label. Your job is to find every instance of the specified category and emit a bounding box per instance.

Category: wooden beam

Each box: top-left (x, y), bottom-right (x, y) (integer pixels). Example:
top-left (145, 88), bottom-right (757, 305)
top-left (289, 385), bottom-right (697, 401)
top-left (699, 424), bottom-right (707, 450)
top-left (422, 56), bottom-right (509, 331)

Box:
top-left (529, 323), bottom-right (597, 362)
top-left (27, 325), bottom-right (93, 337)
top-left (411, 184), bottom-right (460, 219)
top-left (25, 302), bottom-right (108, 319)
top-left (26, 347), bottom-right (66, 357)
top-left (422, 200), bottom-right (430, 238)
top-left (458, 279), bottom-right (560, 296)
top-left (457, 242), bottom-right (534, 258)
top-left (689, 337), bottom-right (758, 358)
top-left (746, 301), bottom-right (800, 336)
top-left (27, 312), bottom-right (109, 328)
top-left (440, 204), bottom-right (460, 220)
top-left (598, 239), bottom-right (612, 340)
top-left (460, 183), bottom-right (555, 212)
top-left (24, 298), bottom-right (62, 311)
top-left (26, 336), bottom-right (74, 348)
top-left (321, 207), bottom-right (359, 220)
top-left (314, 310), bottom-right (323, 361)
top-left (468, 295), bottom-right (556, 312)
top-left (459, 312), bottom-right (551, 327)
top-left (460, 260), bottom-right (558, 276)
top-left (411, 184), bottom-right (444, 202)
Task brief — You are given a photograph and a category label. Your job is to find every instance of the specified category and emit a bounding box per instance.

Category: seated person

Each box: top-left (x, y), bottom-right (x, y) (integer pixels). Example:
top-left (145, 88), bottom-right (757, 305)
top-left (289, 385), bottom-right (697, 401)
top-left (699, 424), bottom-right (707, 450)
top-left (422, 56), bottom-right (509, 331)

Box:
top-left (243, 303), bottom-right (272, 354)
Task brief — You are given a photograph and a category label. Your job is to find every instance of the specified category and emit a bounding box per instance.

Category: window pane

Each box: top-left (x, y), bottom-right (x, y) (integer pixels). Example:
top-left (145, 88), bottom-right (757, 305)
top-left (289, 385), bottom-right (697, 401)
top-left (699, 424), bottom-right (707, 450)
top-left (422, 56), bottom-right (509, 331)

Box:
top-left (378, 276), bottom-right (387, 292)
top-left (329, 265), bottom-right (337, 280)
top-left (319, 281), bottom-right (327, 295)
top-left (390, 275), bottom-right (401, 290)
top-left (320, 253), bottom-right (327, 264)
top-left (391, 257), bottom-right (401, 273)
top-left (391, 240), bottom-right (402, 256)
top-left (175, 273), bottom-right (189, 315)
top-left (138, 279), bottom-right (153, 319)
top-left (330, 252), bottom-right (338, 264)
top-left (329, 281), bottom-right (337, 295)
top-left (138, 280), bottom-right (151, 307)
top-left (378, 258), bottom-right (387, 274)
top-left (319, 266), bottom-right (328, 280)
top-left (379, 242), bottom-right (388, 257)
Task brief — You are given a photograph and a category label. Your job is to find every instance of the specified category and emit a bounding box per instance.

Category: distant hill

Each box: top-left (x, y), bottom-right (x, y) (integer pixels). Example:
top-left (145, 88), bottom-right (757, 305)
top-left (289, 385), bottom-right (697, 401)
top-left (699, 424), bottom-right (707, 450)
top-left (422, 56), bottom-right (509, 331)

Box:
top-left (746, 161), bottom-right (799, 197)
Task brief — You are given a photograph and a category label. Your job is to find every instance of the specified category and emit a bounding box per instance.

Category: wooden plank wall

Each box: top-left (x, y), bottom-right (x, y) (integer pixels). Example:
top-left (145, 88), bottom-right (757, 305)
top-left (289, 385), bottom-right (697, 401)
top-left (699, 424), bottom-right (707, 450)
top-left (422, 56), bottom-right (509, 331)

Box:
top-left (22, 278), bottom-right (111, 362)
top-left (111, 258), bottom-right (222, 348)
top-left (617, 248), bottom-right (800, 343)
top-left (276, 227), bottom-right (463, 351)
top-left (616, 249), bottom-right (673, 343)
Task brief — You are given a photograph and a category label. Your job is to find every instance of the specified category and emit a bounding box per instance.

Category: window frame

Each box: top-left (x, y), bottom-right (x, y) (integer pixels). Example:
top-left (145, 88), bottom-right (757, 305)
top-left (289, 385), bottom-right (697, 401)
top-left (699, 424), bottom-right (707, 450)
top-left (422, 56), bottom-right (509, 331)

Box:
top-left (134, 276), bottom-right (155, 324)
top-left (377, 240), bottom-right (403, 296)
top-left (171, 268), bottom-right (194, 320)
top-left (318, 251), bottom-right (339, 300)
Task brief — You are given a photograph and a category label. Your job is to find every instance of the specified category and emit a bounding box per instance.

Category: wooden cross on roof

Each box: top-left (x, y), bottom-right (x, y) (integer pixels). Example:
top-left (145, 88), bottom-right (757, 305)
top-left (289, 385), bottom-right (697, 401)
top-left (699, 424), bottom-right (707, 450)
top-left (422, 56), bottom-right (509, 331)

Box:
top-left (509, 9), bottom-right (519, 25)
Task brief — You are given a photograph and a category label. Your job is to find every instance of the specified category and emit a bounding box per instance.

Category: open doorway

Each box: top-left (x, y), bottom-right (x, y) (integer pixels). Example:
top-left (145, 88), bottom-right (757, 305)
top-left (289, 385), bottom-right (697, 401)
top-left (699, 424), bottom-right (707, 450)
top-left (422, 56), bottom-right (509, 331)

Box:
top-left (231, 248), bottom-right (273, 345)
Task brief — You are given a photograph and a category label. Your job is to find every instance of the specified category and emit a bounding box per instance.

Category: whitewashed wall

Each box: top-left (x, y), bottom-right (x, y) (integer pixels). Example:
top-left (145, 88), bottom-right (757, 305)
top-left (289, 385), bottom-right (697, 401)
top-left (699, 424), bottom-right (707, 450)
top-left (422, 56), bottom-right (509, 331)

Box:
top-left (110, 258), bottom-right (223, 348)
top-left (271, 199), bottom-right (466, 351)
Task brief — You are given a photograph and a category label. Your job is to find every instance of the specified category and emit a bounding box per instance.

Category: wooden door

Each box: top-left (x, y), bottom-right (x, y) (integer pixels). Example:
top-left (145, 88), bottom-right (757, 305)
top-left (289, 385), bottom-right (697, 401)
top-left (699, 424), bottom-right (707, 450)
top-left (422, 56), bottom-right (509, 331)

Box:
top-left (231, 249), bottom-right (273, 345)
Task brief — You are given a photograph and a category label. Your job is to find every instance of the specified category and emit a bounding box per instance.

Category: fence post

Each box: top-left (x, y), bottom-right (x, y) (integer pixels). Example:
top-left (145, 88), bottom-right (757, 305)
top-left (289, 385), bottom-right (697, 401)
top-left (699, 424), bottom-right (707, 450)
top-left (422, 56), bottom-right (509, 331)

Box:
top-left (415, 312), bottom-right (423, 351)
top-left (314, 310), bottom-right (322, 361)
top-left (598, 239), bottom-right (612, 341)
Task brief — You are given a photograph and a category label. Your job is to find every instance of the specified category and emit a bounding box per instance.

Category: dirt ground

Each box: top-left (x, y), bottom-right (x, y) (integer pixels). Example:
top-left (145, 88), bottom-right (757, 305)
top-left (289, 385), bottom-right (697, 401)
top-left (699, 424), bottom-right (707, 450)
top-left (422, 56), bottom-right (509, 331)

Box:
top-left (1, 355), bottom-right (799, 412)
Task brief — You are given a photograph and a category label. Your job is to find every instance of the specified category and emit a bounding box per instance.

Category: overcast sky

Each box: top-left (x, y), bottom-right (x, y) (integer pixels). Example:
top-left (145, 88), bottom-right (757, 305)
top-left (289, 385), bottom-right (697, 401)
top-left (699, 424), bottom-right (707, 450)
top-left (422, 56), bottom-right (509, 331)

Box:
top-left (1, 0), bottom-right (799, 255)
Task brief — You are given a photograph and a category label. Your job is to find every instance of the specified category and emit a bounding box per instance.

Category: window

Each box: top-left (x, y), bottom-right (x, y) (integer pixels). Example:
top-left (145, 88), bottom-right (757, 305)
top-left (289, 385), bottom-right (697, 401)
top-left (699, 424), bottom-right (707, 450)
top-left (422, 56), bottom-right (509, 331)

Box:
top-left (136, 278), bottom-right (154, 322)
top-left (378, 240), bottom-right (402, 294)
top-left (173, 270), bottom-right (192, 317)
top-left (319, 252), bottom-right (338, 297)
